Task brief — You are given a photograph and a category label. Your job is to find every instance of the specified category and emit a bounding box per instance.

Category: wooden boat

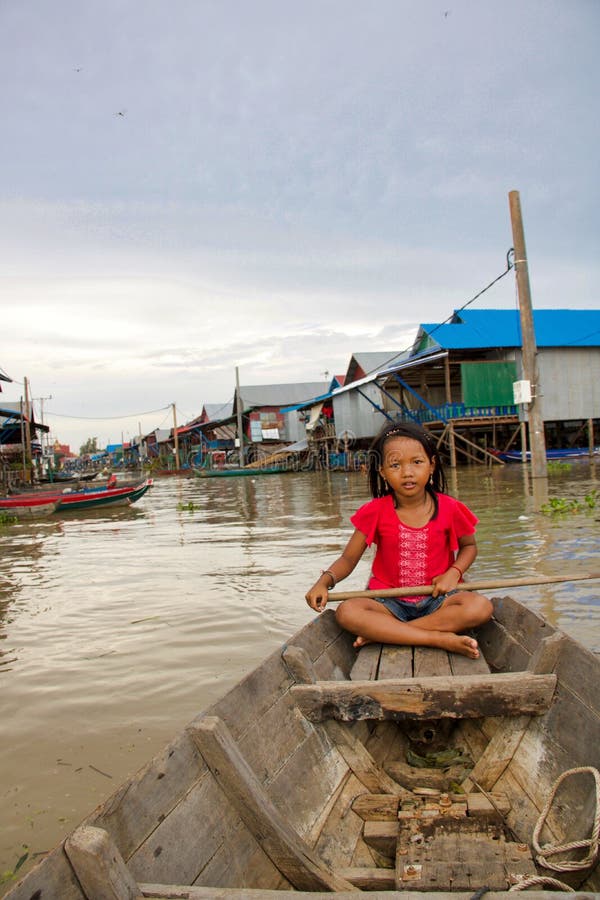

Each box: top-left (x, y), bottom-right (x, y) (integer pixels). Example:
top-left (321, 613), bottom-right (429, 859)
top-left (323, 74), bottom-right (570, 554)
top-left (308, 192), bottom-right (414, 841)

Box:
top-left (38, 470), bottom-right (100, 483)
top-left (55, 477), bottom-right (153, 510)
top-left (492, 447), bottom-right (599, 463)
top-left (0, 478), bottom-right (153, 516)
top-left (0, 493), bottom-right (58, 518)
top-left (194, 465), bottom-right (288, 478)
top-left (6, 582), bottom-right (600, 899)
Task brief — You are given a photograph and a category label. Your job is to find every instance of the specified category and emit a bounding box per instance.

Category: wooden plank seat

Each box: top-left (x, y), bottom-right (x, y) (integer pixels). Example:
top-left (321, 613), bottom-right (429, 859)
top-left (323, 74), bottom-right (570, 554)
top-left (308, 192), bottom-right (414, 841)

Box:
top-left (290, 672), bottom-right (556, 722)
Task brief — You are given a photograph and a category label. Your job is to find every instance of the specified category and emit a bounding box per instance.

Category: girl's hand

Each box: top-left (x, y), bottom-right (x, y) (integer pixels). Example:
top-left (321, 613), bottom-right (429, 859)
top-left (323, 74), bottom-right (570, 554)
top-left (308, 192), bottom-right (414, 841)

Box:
top-left (305, 583), bottom-right (328, 613)
top-left (431, 567), bottom-right (462, 598)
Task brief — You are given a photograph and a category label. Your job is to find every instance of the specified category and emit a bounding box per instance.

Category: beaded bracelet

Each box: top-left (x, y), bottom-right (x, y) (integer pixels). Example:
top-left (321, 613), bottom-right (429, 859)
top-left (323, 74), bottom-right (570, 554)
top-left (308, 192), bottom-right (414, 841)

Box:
top-left (320, 569), bottom-right (336, 588)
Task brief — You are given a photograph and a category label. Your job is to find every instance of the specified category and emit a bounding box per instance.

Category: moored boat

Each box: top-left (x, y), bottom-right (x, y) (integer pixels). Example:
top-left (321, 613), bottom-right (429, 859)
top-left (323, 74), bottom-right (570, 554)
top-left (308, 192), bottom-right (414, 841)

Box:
top-left (0, 478), bottom-right (153, 516)
top-left (194, 465), bottom-right (288, 478)
top-left (492, 446), bottom-right (600, 463)
top-left (0, 493), bottom-right (58, 518)
top-left (6, 578), bottom-right (600, 898)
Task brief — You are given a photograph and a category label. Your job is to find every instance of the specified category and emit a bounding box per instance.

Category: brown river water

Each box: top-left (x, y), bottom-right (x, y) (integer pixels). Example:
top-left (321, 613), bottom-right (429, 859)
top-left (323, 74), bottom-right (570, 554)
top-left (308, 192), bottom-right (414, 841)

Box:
top-left (1, 463), bottom-right (599, 889)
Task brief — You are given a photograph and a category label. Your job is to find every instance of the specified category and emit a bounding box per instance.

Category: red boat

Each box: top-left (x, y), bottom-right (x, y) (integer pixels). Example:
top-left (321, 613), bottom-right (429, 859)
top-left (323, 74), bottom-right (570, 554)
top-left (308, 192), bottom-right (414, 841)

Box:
top-left (0, 478), bottom-right (153, 517)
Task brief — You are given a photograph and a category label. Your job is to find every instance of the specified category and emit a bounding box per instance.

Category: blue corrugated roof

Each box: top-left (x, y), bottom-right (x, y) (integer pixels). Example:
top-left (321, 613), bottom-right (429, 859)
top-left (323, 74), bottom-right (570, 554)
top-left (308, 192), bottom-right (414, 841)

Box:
top-left (418, 309), bottom-right (600, 351)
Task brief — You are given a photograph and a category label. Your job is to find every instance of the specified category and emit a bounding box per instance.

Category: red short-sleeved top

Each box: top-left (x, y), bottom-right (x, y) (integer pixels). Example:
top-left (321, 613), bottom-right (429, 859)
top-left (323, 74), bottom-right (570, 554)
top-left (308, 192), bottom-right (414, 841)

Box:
top-left (350, 493), bottom-right (478, 602)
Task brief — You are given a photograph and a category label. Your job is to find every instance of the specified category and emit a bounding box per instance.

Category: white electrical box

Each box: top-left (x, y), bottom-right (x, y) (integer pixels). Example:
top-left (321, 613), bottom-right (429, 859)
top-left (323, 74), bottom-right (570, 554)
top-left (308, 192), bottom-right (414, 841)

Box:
top-left (513, 380), bottom-right (532, 404)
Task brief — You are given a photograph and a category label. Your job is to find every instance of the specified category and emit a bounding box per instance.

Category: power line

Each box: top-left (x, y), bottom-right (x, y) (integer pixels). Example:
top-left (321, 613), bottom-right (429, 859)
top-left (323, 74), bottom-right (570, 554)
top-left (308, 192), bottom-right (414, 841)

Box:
top-left (358, 249), bottom-right (515, 381)
top-left (44, 404), bottom-right (172, 421)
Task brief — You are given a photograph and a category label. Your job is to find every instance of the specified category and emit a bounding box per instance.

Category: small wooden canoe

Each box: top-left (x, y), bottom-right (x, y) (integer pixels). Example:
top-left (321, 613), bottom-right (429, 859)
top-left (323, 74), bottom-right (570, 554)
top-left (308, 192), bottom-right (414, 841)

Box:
top-left (194, 466), bottom-right (288, 478)
top-left (0, 478), bottom-right (153, 516)
top-left (0, 494), bottom-right (57, 518)
top-left (6, 594), bottom-right (600, 898)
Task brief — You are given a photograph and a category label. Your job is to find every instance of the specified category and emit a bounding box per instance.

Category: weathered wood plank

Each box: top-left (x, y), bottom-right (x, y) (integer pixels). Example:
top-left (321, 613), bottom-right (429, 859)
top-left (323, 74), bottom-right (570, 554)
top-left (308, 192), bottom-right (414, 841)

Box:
top-left (413, 646), bottom-right (452, 677)
top-left (395, 826), bottom-right (537, 891)
top-left (365, 720), bottom-right (408, 769)
top-left (261, 719), bottom-right (349, 845)
top-left (291, 673), bottom-right (557, 722)
top-left (352, 793), bottom-right (401, 821)
top-left (5, 846), bottom-right (85, 900)
top-left (362, 820), bottom-right (398, 858)
top-left (477, 617), bottom-right (530, 673)
top-left (127, 763), bottom-right (248, 885)
top-left (90, 730), bottom-right (208, 862)
top-left (139, 887), bottom-right (600, 899)
top-left (312, 771), bottom-right (366, 872)
top-left (552, 630), bottom-right (600, 713)
top-left (489, 594), bottom-right (556, 655)
top-left (282, 645), bottom-right (317, 683)
top-left (189, 717), bottom-right (355, 892)
top-left (350, 643), bottom-right (382, 680)
top-left (64, 825), bottom-right (141, 900)
top-left (323, 720), bottom-right (410, 796)
top-left (288, 609), bottom-right (354, 681)
top-left (386, 760), bottom-right (472, 793)
top-left (337, 867), bottom-right (396, 889)
top-left (195, 818), bottom-right (290, 890)
top-left (462, 632), bottom-right (566, 792)
top-left (378, 645), bottom-right (413, 679)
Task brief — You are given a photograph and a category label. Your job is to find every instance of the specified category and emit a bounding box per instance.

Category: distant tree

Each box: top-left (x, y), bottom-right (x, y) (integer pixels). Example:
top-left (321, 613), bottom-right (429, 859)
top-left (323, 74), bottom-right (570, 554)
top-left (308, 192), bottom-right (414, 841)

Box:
top-left (79, 437), bottom-right (99, 456)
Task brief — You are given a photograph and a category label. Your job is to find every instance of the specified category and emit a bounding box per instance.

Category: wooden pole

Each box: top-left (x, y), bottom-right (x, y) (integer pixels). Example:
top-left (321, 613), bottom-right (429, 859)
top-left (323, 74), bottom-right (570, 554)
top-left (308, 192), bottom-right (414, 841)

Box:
top-left (172, 403), bottom-right (180, 470)
top-left (236, 366), bottom-right (244, 467)
top-left (444, 356), bottom-right (457, 468)
top-left (23, 377), bottom-right (33, 482)
top-left (588, 417), bottom-right (595, 457)
top-left (520, 420), bottom-right (527, 463)
top-left (508, 191), bottom-right (547, 479)
top-left (19, 398), bottom-right (27, 481)
top-left (326, 571), bottom-right (600, 602)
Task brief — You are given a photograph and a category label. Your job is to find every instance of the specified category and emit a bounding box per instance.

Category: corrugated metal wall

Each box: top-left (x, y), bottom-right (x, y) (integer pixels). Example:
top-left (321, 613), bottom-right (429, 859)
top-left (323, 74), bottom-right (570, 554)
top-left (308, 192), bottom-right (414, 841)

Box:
top-left (538, 349), bottom-right (600, 420)
top-left (333, 384), bottom-right (388, 439)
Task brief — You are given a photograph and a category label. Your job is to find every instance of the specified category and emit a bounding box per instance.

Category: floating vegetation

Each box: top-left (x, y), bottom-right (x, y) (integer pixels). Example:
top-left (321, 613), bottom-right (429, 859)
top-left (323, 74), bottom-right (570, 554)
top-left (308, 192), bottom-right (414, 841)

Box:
top-left (177, 501), bottom-right (201, 512)
top-left (0, 847), bottom-right (29, 885)
top-left (0, 511), bottom-right (17, 526)
top-left (546, 461), bottom-right (573, 473)
top-left (541, 489), bottom-right (598, 517)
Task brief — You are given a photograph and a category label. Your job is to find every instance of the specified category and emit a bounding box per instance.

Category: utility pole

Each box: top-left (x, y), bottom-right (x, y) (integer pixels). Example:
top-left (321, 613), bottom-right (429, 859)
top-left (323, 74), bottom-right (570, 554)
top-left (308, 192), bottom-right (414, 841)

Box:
top-left (172, 403), bottom-right (180, 470)
top-left (235, 366), bottom-right (244, 467)
top-left (23, 377), bottom-right (33, 482)
top-left (508, 191), bottom-right (547, 479)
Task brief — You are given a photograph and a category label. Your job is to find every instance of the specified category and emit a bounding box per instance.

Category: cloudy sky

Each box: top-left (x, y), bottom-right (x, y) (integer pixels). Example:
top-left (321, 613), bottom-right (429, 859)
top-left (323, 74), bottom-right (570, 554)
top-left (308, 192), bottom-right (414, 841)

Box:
top-left (1, 1), bottom-right (598, 450)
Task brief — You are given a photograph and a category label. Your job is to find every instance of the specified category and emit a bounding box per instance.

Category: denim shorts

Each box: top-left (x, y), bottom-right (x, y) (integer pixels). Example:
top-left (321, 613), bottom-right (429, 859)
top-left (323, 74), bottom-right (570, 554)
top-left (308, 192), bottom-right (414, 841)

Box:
top-left (376, 590), bottom-right (458, 622)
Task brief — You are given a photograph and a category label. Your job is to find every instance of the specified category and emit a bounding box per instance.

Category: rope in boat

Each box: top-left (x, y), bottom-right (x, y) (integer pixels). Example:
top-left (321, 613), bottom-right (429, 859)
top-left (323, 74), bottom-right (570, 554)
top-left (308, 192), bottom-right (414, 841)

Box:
top-left (532, 766), bottom-right (600, 872)
top-left (510, 875), bottom-right (575, 891)
top-left (508, 766), bottom-right (600, 892)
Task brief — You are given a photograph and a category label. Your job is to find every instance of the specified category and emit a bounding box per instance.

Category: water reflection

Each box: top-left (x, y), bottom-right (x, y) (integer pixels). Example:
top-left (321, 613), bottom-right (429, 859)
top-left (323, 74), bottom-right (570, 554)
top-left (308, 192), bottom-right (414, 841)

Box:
top-left (0, 463), bottom-right (598, 891)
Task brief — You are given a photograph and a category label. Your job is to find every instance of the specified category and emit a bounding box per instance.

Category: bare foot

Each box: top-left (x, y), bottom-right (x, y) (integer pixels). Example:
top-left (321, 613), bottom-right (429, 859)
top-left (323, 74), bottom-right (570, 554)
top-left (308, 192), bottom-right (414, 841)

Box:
top-left (441, 634), bottom-right (479, 658)
top-left (353, 635), bottom-right (374, 649)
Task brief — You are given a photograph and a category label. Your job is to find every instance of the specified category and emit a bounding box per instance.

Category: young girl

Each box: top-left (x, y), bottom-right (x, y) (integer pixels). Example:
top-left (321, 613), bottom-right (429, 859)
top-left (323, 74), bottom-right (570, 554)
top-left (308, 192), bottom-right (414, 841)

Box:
top-left (305, 422), bottom-right (493, 658)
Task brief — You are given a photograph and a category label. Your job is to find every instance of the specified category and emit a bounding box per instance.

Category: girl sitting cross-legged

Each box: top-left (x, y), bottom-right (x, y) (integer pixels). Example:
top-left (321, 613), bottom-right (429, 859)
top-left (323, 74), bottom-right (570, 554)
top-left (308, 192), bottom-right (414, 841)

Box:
top-left (305, 422), bottom-right (493, 658)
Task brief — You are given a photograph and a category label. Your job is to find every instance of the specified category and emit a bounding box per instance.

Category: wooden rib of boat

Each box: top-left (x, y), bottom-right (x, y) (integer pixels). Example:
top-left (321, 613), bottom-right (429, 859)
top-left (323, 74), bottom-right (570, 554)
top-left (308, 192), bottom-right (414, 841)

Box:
top-left (6, 593), bottom-right (600, 898)
top-left (0, 478), bottom-right (153, 516)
